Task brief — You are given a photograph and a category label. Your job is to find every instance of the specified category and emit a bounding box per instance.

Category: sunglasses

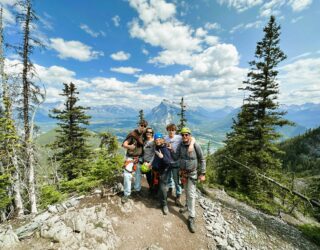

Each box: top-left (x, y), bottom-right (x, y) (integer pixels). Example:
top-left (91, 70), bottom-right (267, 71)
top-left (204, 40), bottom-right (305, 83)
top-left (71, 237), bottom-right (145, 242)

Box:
top-left (181, 133), bottom-right (190, 137)
top-left (140, 124), bottom-right (147, 128)
top-left (146, 131), bottom-right (153, 134)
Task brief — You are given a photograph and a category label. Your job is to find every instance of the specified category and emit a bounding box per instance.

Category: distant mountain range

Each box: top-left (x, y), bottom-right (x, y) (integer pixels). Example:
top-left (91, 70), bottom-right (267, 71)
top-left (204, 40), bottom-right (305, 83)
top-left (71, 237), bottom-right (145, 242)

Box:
top-left (35, 100), bottom-right (320, 150)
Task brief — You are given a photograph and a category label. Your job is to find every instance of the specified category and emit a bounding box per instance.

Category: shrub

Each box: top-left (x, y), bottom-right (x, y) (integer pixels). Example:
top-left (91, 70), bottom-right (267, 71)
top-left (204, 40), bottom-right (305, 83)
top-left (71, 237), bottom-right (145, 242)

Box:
top-left (39, 185), bottom-right (65, 209)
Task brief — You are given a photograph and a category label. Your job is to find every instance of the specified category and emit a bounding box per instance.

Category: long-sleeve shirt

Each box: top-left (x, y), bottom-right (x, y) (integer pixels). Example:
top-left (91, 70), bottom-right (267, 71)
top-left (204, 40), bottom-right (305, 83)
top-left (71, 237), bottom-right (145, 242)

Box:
top-left (174, 141), bottom-right (206, 175)
top-left (143, 140), bottom-right (155, 163)
top-left (152, 144), bottom-right (173, 173)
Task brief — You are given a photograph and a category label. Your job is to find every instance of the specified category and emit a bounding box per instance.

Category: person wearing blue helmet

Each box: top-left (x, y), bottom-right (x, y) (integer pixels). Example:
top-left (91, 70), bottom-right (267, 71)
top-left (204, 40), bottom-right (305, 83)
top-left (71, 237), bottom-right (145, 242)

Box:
top-left (152, 132), bottom-right (173, 215)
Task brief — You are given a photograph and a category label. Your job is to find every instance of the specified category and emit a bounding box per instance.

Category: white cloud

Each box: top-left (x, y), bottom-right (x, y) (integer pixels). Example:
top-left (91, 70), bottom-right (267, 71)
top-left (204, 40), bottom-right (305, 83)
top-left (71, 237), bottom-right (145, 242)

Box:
top-left (288, 0), bottom-right (312, 12)
top-left (279, 57), bottom-right (320, 104)
top-left (128, 0), bottom-right (248, 107)
top-left (50, 38), bottom-right (104, 61)
top-left (129, 0), bottom-right (176, 24)
top-left (217, 0), bottom-right (263, 12)
top-left (218, 0), bottom-right (312, 17)
top-left (0, 0), bottom-right (19, 26)
top-left (129, 18), bottom-right (201, 52)
top-left (110, 67), bottom-right (142, 75)
top-left (230, 20), bottom-right (262, 33)
top-left (110, 51), bottom-right (131, 61)
top-left (80, 24), bottom-right (105, 37)
top-left (204, 22), bottom-right (221, 30)
top-left (291, 16), bottom-right (303, 23)
top-left (142, 48), bottom-right (149, 55)
top-left (112, 15), bottom-right (120, 27)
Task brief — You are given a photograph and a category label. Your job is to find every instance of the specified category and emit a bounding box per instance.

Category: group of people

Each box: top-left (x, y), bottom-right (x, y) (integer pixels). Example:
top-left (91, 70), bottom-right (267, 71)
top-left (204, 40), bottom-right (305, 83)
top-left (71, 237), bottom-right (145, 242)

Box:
top-left (121, 120), bottom-right (206, 233)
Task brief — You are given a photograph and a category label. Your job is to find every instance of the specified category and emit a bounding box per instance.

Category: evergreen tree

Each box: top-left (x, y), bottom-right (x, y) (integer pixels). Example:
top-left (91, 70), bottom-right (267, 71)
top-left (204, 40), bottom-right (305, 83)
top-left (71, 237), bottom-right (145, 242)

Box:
top-left (217, 16), bottom-right (292, 198)
top-left (49, 82), bottom-right (92, 180)
top-left (177, 97), bottom-right (187, 132)
top-left (138, 109), bottom-right (144, 125)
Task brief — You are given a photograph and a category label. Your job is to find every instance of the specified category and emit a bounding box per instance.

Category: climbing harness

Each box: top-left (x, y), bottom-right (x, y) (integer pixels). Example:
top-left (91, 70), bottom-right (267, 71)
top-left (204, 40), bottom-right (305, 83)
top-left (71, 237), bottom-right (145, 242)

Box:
top-left (123, 157), bottom-right (139, 173)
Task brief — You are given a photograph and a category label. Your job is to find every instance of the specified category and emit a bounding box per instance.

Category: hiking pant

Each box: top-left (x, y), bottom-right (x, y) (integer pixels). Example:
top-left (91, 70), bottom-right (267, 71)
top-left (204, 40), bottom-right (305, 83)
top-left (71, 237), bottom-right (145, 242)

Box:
top-left (167, 165), bottom-right (182, 196)
top-left (146, 171), bottom-right (153, 188)
top-left (123, 161), bottom-right (141, 196)
top-left (185, 176), bottom-right (197, 218)
top-left (159, 170), bottom-right (170, 206)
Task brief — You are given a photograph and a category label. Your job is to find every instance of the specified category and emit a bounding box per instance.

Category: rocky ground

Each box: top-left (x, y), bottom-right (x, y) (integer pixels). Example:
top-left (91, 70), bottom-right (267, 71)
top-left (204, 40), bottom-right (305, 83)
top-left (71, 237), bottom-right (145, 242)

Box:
top-left (0, 178), bottom-right (319, 250)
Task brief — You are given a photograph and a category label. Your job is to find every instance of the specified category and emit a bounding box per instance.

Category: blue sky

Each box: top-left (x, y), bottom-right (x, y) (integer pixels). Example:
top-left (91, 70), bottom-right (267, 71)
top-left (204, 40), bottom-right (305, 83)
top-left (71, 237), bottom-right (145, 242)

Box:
top-left (1, 0), bottom-right (320, 109)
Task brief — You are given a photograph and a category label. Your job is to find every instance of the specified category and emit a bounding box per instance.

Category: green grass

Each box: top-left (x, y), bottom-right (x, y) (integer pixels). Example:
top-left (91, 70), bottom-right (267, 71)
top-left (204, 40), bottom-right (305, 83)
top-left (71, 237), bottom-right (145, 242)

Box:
top-left (298, 224), bottom-right (320, 246)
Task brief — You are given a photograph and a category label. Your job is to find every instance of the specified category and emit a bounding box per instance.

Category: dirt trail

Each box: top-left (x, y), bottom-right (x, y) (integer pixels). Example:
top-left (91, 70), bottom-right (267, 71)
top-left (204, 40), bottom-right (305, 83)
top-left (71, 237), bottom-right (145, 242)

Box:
top-left (108, 177), bottom-right (209, 250)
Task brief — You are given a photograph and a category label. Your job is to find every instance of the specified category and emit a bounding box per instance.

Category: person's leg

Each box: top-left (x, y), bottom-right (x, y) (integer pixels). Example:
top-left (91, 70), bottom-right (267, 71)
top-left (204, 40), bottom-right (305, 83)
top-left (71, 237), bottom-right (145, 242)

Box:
top-left (186, 177), bottom-right (197, 218)
top-left (122, 171), bottom-right (132, 203)
top-left (186, 177), bottom-right (197, 233)
top-left (146, 171), bottom-right (153, 189)
top-left (172, 167), bottom-right (182, 196)
top-left (166, 169), bottom-right (174, 195)
top-left (159, 172), bottom-right (168, 206)
top-left (134, 163), bottom-right (141, 192)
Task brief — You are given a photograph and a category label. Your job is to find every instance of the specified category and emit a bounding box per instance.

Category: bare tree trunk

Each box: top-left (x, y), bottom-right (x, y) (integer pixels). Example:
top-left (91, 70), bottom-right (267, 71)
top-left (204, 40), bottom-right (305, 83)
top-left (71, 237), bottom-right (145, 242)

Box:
top-left (27, 144), bottom-right (37, 213)
top-left (21, 0), bottom-right (37, 214)
top-left (12, 152), bottom-right (24, 217)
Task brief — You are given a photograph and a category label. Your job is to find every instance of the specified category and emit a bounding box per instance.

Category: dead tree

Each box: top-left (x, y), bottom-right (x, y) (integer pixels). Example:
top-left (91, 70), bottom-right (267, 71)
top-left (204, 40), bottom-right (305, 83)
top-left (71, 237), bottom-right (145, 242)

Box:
top-left (16, 0), bottom-right (45, 214)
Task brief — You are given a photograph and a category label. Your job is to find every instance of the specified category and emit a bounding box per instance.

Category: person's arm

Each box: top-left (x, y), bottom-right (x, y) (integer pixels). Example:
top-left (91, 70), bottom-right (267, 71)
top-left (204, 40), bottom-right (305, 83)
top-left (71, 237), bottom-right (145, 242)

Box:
top-left (171, 142), bottom-right (181, 161)
top-left (194, 143), bottom-right (206, 181)
top-left (188, 137), bottom-right (196, 153)
top-left (123, 139), bottom-right (135, 151)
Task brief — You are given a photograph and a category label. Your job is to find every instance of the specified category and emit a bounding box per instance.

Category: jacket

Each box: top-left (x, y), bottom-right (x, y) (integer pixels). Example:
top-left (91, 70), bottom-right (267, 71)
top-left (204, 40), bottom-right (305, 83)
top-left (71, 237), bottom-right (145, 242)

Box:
top-left (174, 141), bottom-right (206, 175)
top-left (152, 144), bottom-right (173, 173)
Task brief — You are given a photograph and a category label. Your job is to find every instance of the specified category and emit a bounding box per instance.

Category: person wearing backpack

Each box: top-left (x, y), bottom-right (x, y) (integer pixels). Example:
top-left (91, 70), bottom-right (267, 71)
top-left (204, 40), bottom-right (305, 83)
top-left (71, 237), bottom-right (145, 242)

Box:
top-left (173, 127), bottom-right (206, 233)
top-left (152, 132), bottom-right (173, 215)
top-left (121, 120), bottom-right (148, 203)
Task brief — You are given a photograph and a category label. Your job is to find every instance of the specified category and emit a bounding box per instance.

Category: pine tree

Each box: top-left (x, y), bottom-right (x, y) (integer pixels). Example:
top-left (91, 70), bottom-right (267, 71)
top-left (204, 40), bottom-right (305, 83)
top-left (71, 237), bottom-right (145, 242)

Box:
top-left (243, 16), bottom-right (291, 173)
top-left (49, 82), bottom-right (92, 180)
top-left (177, 97), bottom-right (187, 132)
top-left (138, 109), bottom-right (144, 124)
top-left (218, 16), bottom-right (292, 198)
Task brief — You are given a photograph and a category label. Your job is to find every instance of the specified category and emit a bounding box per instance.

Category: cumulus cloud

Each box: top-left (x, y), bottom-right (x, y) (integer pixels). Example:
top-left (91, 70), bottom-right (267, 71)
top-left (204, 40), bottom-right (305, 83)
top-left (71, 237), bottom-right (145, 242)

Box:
top-left (50, 38), bottom-right (104, 61)
top-left (110, 66), bottom-right (142, 74)
top-left (110, 51), bottom-right (131, 61)
top-left (128, 0), bottom-right (248, 107)
top-left (279, 57), bottom-right (320, 104)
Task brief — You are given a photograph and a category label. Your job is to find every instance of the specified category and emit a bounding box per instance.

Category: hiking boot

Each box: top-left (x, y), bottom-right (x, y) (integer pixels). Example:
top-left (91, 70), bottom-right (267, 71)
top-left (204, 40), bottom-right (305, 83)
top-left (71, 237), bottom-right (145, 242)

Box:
top-left (121, 195), bottom-right (129, 204)
top-left (179, 205), bottom-right (188, 213)
top-left (188, 217), bottom-right (196, 233)
top-left (162, 205), bottom-right (169, 215)
top-left (175, 195), bottom-right (183, 207)
top-left (132, 190), bottom-right (142, 198)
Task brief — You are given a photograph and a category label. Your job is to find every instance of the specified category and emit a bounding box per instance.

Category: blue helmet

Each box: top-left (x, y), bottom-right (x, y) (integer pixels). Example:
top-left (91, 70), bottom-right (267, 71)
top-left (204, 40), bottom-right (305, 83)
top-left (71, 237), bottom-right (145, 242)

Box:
top-left (154, 132), bottom-right (163, 140)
